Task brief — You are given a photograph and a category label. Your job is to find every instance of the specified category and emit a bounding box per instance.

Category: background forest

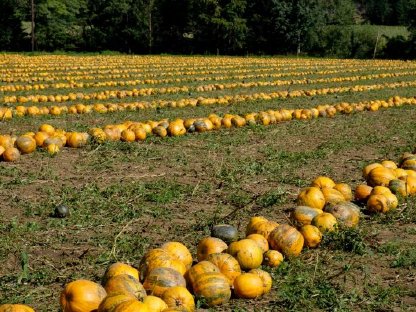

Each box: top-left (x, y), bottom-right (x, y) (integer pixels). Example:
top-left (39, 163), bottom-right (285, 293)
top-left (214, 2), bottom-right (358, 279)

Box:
top-left (1, 0), bottom-right (416, 58)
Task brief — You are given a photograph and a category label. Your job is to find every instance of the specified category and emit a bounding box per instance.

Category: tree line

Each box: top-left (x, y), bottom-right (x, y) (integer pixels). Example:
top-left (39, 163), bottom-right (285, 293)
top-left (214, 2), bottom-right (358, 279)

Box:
top-left (1, 0), bottom-right (415, 58)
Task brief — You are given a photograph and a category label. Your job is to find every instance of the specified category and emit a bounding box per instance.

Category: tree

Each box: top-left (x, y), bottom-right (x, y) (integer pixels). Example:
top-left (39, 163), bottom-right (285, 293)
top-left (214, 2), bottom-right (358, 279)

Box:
top-left (0, 0), bottom-right (26, 50)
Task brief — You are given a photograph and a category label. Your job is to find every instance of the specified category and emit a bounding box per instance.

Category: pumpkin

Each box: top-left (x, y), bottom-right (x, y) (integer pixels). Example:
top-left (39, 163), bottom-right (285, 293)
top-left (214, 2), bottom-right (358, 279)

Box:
top-left (355, 184), bottom-right (373, 202)
top-left (384, 192), bottom-right (398, 210)
top-left (367, 195), bottom-right (389, 213)
top-left (211, 224), bottom-right (238, 244)
top-left (246, 234), bottom-right (269, 253)
top-left (262, 250), bottom-right (284, 267)
top-left (268, 224), bottom-right (304, 257)
top-left (389, 179), bottom-right (408, 196)
top-left (185, 261), bottom-right (220, 289)
top-left (362, 163), bottom-right (383, 179)
top-left (39, 123), bottom-right (55, 134)
top-left (297, 187), bottom-right (325, 210)
top-left (233, 273), bottom-right (264, 299)
top-left (143, 295), bottom-right (168, 312)
top-left (15, 136), bottom-right (36, 154)
top-left (249, 269), bottom-right (272, 295)
top-left (143, 267), bottom-right (186, 297)
top-left (394, 168), bottom-right (408, 179)
top-left (121, 129), bottom-right (136, 142)
top-left (367, 167), bottom-right (396, 187)
top-left (67, 132), bottom-right (89, 148)
top-left (196, 237), bottom-right (227, 262)
top-left (0, 146), bottom-right (4, 157)
top-left (371, 186), bottom-right (393, 196)
top-left (2, 147), bottom-right (20, 162)
top-left (0, 135), bottom-right (13, 149)
top-left (401, 159), bottom-right (416, 171)
top-left (227, 239), bottom-right (263, 270)
top-left (290, 206), bottom-right (323, 226)
top-left (133, 127), bottom-right (147, 141)
top-left (167, 122), bottom-right (186, 137)
top-left (161, 242), bottom-right (193, 270)
top-left (112, 299), bottom-right (149, 312)
top-left (299, 225), bottom-right (322, 248)
top-left (206, 253), bottom-right (241, 286)
top-left (324, 202), bottom-right (360, 228)
top-left (404, 176), bottom-right (416, 195)
top-left (333, 183), bottom-right (353, 201)
top-left (98, 293), bottom-right (138, 312)
top-left (152, 126), bottom-right (168, 137)
top-left (47, 143), bottom-right (60, 155)
top-left (103, 262), bottom-right (139, 285)
top-left (245, 216), bottom-right (268, 236)
top-left (139, 248), bottom-right (175, 281)
top-left (161, 286), bottom-right (195, 312)
top-left (311, 176), bottom-right (336, 189)
top-left (381, 160), bottom-right (397, 169)
top-left (245, 220), bottom-right (279, 240)
top-left (321, 187), bottom-right (345, 205)
top-left (60, 279), bottom-right (107, 312)
top-left (0, 305), bottom-right (35, 312)
top-left (312, 213), bottom-right (338, 233)
top-left (192, 272), bottom-right (231, 307)
top-left (104, 274), bottom-right (146, 300)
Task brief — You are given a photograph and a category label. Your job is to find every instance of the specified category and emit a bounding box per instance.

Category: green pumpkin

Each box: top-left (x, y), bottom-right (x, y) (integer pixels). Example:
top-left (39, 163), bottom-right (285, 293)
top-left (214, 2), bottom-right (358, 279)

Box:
top-left (211, 224), bottom-right (238, 244)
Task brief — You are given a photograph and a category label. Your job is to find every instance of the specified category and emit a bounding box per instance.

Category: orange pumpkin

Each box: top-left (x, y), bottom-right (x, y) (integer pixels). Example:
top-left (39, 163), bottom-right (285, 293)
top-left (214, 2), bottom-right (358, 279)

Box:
top-left (268, 224), bottom-right (304, 257)
top-left (206, 253), bottom-right (241, 286)
top-left (192, 272), bottom-right (231, 307)
top-left (39, 123), bottom-right (55, 134)
top-left (103, 262), bottom-right (139, 285)
top-left (120, 129), bottom-right (136, 142)
top-left (262, 250), bottom-right (284, 267)
top-left (312, 213), bottom-right (338, 233)
top-left (401, 159), bottom-right (416, 171)
top-left (161, 242), bottom-right (193, 270)
top-left (98, 293), bottom-right (138, 312)
top-left (0, 305), bottom-right (35, 312)
top-left (67, 132), bottom-right (89, 148)
top-left (324, 202), bottom-right (360, 228)
top-left (143, 295), bottom-right (168, 312)
top-left (297, 187), bottom-right (325, 210)
top-left (233, 273), bottom-right (264, 299)
top-left (167, 122), bottom-right (186, 137)
top-left (362, 163), bottom-right (383, 179)
top-left (381, 160), bottom-right (397, 169)
top-left (196, 237), bottom-right (227, 262)
top-left (185, 261), bottom-right (220, 289)
top-left (15, 136), bottom-right (37, 154)
top-left (321, 187), bottom-right (345, 205)
top-left (161, 286), bottom-right (195, 312)
top-left (333, 183), bottom-right (353, 201)
top-left (245, 220), bottom-right (279, 240)
top-left (311, 176), bottom-right (336, 189)
top-left (60, 279), bottom-right (107, 312)
top-left (367, 167), bottom-right (396, 187)
top-left (299, 225), bottom-right (322, 248)
top-left (249, 269), bottom-right (272, 295)
top-left (0, 135), bottom-right (13, 149)
top-left (355, 184), bottom-right (373, 202)
top-left (139, 248), bottom-right (176, 281)
top-left (245, 216), bottom-right (268, 236)
top-left (291, 206), bottom-right (323, 226)
top-left (143, 267), bottom-right (186, 297)
top-left (152, 126), bottom-right (168, 138)
top-left (104, 274), bottom-right (146, 300)
top-left (246, 234), bottom-right (269, 253)
top-left (2, 147), bottom-right (20, 162)
top-left (111, 299), bottom-right (149, 312)
top-left (367, 194), bottom-right (389, 213)
top-left (227, 239), bottom-right (263, 270)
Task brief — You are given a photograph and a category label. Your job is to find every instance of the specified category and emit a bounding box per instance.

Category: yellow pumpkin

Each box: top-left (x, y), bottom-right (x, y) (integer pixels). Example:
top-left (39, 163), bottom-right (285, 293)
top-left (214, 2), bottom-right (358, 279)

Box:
top-left (143, 267), bottom-right (186, 297)
top-left (161, 286), bottom-right (195, 312)
top-left (60, 279), bottom-right (107, 312)
top-left (324, 202), bottom-right (360, 228)
top-left (245, 216), bottom-right (268, 236)
top-left (196, 237), bottom-right (228, 262)
top-left (103, 262), bottom-right (139, 285)
top-left (192, 272), bottom-right (231, 307)
top-left (262, 250), bottom-right (284, 267)
top-left (401, 159), bottom-right (416, 171)
top-left (381, 160), bottom-right (397, 169)
top-left (98, 293), bottom-right (139, 312)
top-left (185, 261), bottom-right (220, 289)
top-left (246, 234), bottom-right (269, 253)
top-left (3, 147), bottom-right (20, 162)
top-left (367, 167), bottom-right (396, 187)
top-left (248, 269), bottom-right (272, 295)
top-left (227, 239), bottom-right (263, 270)
top-left (311, 213), bottom-right (338, 233)
top-left (206, 253), bottom-right (241, 286)
top-left (355, 184), bottom-right (373, 202)
top-left (0, 305), bottom-right (35, 312)
top-left (104, 274), bottom-right (146, 300)
top-left (268, 224), bottom-right (304, 257)
top-left (112, 299), bottom-right (149, 312)
top-left (367, 195), bottom-right (389, 213)
top-left (362, 163), bottom-right (383, 179)
top-left (152, 126), bottom-right (167, 137)
top-left (167, 122), bottom-right (186, 137)
top-left (245, 220), bottom-right (279, 240)
top-left (290, 206), bottom-right (323, 226)
top-left (299, 225), bottom-right (322, 248)
top-left (321, 187), bottom-right (345, 205)
top-left (121, 129), bottom-right (136, 142)
top-left (311, 176), bottom-right (336, 189)
top-left (67, 132), bottom-right (89, 148)
top-left (297, 187), bottom-right (325, 210)
top-left (333, 183), bottom-right (353, 201)
top-left (143, 295), bottom-right (168, 312)
top-left (139, 248), bottom-right (176, 281)
top-left (15, 136), bottom-right (37, 154)
top-left (161, 242), bottom-right (193, 270)
top-left (233, 273), bottom-right (264, 299)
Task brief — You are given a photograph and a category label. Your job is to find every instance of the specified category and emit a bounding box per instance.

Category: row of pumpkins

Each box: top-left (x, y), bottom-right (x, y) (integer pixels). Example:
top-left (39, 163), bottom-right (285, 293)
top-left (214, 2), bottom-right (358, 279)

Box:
top-left (2, 150), bottom-right (415, 311)
top-left (1, 96), bottom-right (415, 162)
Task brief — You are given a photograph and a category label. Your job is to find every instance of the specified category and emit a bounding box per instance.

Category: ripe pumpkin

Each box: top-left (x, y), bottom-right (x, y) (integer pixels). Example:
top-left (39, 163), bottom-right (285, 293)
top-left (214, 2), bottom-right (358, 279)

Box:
top-left (120, 129), bottom-right (136, 142)
top-left (262, 250), bottom-right (284, 267)
top-left (227, 239), bottom-right (263, 270)
top-left (211, 224), bottom-right (239, 244)
top-left (103, 262), bottom-right (139, 285)
top-left (367, 194), bottom-right (389, 213)
top-left (206, 253), bottom-right (241, 286)
top-left (161, 242), bottom-right (193, 270)
top-left (389, 179), bottom-right (408, 196)
top-left (98, 293), bottom-right (138, 312)
top-left (161, 286), bottom-right (195, 312)
top-left (192, 272), bottom-right (231, 307)
top-left (143, 267), bottom-right (186, 297)
top-left (245, 216), bottom-right (268, 236)
top-left (299, 225), bottom-right (322, 248)
top-left (2, 147), bottom-right (20, 162)
top-left (355, 184), bottom-right (373, 202)
top-left (394, 168), bottom-right (408, 179)
top-left (112, 299), bottom-right (149, 312)
top-left (47, 143), bottom-right (60, 155)
top-left (324, 202), bottom-right (360, 228)
top-left (371, 186), bottom-right (393, 196)
top-left (60, 279), bottom-right (107, 312)
top-left (401, 159), bottom-right (416, 171)
top-left (268, 224), bottom-right (304, 257)
top-left (0, 135), bottom-right (13, 149)
top-left (39, 123), bottom-right (55, 134)
top-left (0, 305), bottom-right (35, 312)
top-left (311, 213), bottom-right (338, 233)
top-left (384, 192), bottom-right (398, 210)
top-left (249, 269), bottom-right (272, 295)
top-left (185, 261), bottom-right (220, 289)
top-left (311, 176), bottom-right (336, 189)
top-left (152, 126), bottom-right (168, 138)
top-left (246, 234), bottom-right (269, 253)
top-left (403, 176), bottom-right (416, 195)
top-left (291, 206), bottom-right (323, 226)
top-left (245, 220), bottom-right (279, 240)
top-left (367, 167), bottom-right (396, 187)
top-left (15, 136), bottom-right (37, 154)
top-left (104, 274), bottom-right (146, 300)
top-left (139, 248), bottom-right (176, 281)
top-left (233, 273), bottom-right (264, 299)
top-left (143, 295), bottom-right (168, 312)
top-left (321, 187), bottom-right (345, 205)
top-left (196, 237), bottom-right (228, 262)
top-left (297, 187), bottom-right (325, 210)
top-left (167, 122), bottom-right (186, 137)
top-left (381, 160), bottom-right (397, 169)
top-left (67, 132), bottom-right (89, 148)
top-left (362, 163), bottom-right (383, 179)
top-left (333, 183), bottom-right (353, 201)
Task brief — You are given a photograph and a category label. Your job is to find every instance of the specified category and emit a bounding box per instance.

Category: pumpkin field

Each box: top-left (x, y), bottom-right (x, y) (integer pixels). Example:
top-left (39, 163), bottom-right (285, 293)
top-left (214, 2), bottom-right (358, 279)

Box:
top-left (0, 54), bottom-right (415, 311)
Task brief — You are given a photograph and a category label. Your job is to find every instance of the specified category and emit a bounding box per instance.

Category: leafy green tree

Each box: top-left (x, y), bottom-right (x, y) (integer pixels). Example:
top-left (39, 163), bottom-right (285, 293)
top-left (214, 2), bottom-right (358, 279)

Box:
top-left (0, 0), bottom-right (26, 50)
